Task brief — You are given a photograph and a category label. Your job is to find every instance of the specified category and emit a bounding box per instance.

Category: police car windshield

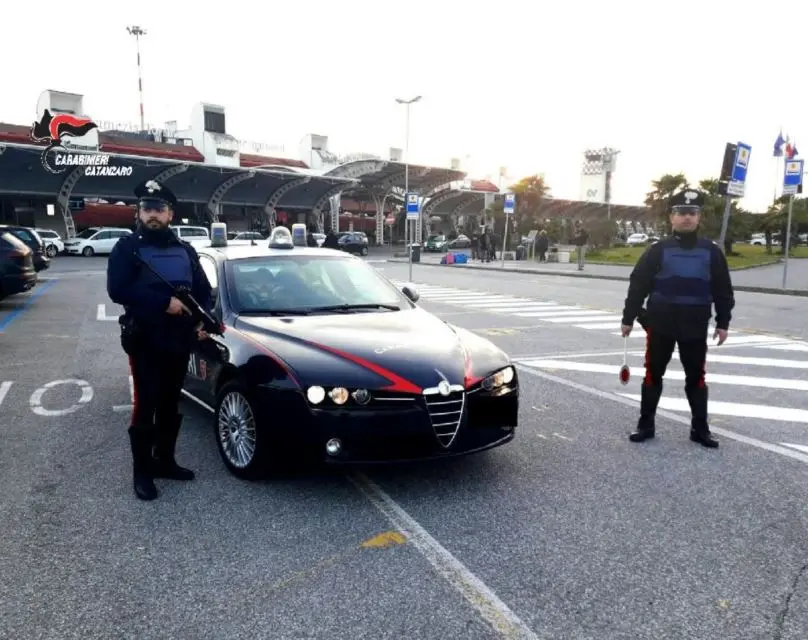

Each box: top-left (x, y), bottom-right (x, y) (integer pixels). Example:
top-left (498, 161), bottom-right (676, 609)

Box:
top-left (225, 255), bottom-right (408, 315)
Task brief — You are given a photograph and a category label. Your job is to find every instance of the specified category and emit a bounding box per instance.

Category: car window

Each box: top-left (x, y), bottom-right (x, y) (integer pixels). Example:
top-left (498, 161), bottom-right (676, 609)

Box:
top-left (199, 256), bottom-right (218, 289)
top-left (11, 229), bottom-right (34, 244)
top-left (225, 255), bottom-right (406, 313)
top-left (93, 231), bottom-right (111, 240)
top-left (76, 229), bottom-right (97, 239)
top-left (1, 231), bottom-right (30, 253)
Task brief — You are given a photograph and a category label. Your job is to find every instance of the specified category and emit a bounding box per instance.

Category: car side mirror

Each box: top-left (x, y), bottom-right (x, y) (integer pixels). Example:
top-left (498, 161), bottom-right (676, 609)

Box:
top-left (401, 285), bottom-right (420, 303)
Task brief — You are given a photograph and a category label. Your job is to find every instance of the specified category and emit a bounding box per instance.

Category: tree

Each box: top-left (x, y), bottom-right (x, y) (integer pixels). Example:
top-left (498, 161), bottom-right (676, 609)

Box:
top-left (644, 173), bottom-right (688, 220)
top-left (757, 195), bottom-right (808, 253)
top-left (645, 172), bottom-right (757, 254)
top-left (484, 174), bottom-right (553, 242)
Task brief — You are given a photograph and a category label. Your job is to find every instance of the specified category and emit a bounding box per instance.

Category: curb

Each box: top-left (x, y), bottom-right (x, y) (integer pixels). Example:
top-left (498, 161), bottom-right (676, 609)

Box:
top-left (385, 259), bottom-right (808, 297)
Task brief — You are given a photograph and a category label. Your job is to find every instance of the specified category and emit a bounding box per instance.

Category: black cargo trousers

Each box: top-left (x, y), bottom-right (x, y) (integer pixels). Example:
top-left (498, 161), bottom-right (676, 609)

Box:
top-left (639, 328), bottom-right (710, 434)
top-left (121, 318), bottom-right (194, 485)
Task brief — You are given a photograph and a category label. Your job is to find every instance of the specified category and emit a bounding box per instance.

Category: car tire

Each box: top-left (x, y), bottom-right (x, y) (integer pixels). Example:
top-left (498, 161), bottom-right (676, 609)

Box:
top-left (361, 247), bottom-right (368, 256)
top-left (46, 244), bottom-right (57, 258)
top-left (214, 380), bottom-right (273, 480)
top-left (82, 246), bottom-right (94, 257)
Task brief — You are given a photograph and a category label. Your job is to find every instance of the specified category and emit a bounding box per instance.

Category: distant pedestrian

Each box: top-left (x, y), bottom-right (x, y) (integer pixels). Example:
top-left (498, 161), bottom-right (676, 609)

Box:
top-left (536, 230), bottom-right (549, 262)
top-left (573, 222), bottom-right (588, 270)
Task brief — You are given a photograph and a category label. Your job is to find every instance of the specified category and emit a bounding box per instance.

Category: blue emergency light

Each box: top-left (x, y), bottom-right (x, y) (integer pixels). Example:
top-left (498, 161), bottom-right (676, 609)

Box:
top-left (210, 222), bottom-right (227, 247)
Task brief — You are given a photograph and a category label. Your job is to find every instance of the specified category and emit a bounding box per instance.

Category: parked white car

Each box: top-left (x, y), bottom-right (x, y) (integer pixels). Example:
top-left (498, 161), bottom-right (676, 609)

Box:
top-left (35, 228), bottom-right (65, 257)
top-left (170, 225), bottom-right (209, 241)
top-left (626, 233), bottom-right (649, 245)
top-left (64, 227), bottom-right (132, 256)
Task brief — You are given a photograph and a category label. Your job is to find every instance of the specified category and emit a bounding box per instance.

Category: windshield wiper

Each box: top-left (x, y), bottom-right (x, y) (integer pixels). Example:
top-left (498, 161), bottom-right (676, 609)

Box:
top-left (306, 304), bottom-right (401, 312)
top-left (240, 309), bottom-right (312, 316)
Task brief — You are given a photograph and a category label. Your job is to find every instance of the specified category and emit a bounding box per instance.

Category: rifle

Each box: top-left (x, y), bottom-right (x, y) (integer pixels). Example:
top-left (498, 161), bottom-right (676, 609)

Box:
top-left (133, 251), bottom-right (223, 336)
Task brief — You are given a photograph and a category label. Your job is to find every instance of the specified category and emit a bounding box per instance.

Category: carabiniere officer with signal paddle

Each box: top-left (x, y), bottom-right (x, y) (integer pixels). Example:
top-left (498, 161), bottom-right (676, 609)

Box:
top-left (620, 188), bottom-right (735, 448)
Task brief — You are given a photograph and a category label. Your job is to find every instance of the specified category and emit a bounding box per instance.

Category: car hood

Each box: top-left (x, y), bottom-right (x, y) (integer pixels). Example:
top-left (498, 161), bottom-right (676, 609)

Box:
top-left (232, 308), bottom-right (509, 392)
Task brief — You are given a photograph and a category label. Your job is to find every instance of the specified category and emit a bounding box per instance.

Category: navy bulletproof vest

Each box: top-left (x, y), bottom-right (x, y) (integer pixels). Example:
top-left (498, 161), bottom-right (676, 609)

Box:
top-left (136, 243), bottom-right (193, 292)
top-left (650, 239), bottom-right (713, 307)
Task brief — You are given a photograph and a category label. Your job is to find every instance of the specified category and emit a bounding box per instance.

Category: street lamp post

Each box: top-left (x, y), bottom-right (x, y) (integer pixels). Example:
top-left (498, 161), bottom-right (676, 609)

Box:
top-left (396, 95), bottom-right (422, 283)
top-left (126, 25), bottom-right (147, 131)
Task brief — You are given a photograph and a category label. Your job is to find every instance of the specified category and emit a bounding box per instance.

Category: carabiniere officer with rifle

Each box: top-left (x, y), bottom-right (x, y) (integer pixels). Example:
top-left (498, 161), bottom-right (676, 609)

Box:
top-left (107, 179), bottom-right (214, 501)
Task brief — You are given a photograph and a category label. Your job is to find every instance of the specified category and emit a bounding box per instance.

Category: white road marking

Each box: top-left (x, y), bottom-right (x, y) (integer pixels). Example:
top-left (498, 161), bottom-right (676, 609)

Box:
top-left (514, 365), bottom-right (808, 465)
top-left (513, 307), bottom-right (587, 317)
top-left (96, 304), bottom-right (118, 321)
top-left (521, 359), bottom-right (808, 392)
top-left (489, 305), bottom-right (563, 314)
top-left (618, 393), bottom-right (808, 423)
top-left (113, 376), bottom-right (136, 412)
top-left (423, 295), bottom-right (506, 303)
top-left (180, 389), bottom-right (215, 412)
top-left (0, 381), bottom-right (12, 408)
top-left (781, 443), bottom-right (808, 454)
top-left (575, 322), bottom-right (622, 329)
top-left (762, 343), bottom-right (808, 352)
top-left (29, 379), bottom-right (94, 417)
top-left (467, 300), bottom-right (544, 307)
top-left (348, 472), bottom-right (540, 639)
top-left (543, 314), bottom-right (618, 324)
top-left (631, 351), bottom-right (808, 370)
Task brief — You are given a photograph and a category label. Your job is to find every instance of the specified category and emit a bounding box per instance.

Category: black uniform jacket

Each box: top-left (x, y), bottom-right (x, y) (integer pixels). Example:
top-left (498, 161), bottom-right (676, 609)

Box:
top-left (621, 231), bottom-right (735, 340)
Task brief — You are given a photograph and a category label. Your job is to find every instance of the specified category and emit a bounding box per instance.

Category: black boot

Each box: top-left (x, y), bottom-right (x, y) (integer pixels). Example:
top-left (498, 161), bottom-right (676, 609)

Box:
top-left (629, 383), bottom-right (662, 443)
top-left (152, 414), bottom-right (195, 481)
top-left (128, 426), bottom-right (158, 500)
top-left (685, 386), bottom-right (719, 448)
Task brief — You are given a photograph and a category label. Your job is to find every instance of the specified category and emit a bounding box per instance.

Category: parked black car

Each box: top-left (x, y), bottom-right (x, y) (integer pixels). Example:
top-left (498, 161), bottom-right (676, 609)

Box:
top-left (338, 231), bottom-right (369, 256)
top-left (0, 228), bottom-right (37, 300)
top-left (1, 226), bottom-right (50, 272)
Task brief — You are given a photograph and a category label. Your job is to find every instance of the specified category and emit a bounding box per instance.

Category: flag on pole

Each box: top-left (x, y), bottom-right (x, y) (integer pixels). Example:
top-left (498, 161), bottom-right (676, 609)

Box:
top-left (786, 141), bottom-right (799, 159)
top-left (774, 130), bottom-right (786, 156)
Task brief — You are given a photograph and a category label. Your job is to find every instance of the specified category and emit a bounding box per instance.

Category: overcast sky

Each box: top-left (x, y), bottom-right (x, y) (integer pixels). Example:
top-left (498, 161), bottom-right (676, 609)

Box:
top-left (1, 0), bottom-right (804, 212)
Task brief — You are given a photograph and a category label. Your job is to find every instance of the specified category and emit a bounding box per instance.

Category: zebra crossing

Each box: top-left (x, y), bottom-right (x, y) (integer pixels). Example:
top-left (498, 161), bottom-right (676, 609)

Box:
top-left (394, 279), bottom-right (804, 348)
top-left (515, 342), bottom-right (808, 449)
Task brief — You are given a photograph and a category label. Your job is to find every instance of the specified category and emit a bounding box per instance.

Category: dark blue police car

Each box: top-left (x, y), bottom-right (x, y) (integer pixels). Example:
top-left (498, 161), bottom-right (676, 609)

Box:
top-left (182, 226), bottom-right (519, 478)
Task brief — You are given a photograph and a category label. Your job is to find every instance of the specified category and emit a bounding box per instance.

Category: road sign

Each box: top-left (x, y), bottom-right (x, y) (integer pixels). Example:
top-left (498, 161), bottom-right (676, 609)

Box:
top-left (504, 193), bottom-right (516, 215)
top-left (726, 142), bottom-right (751, 197)
top-left (783, 159), bottom-right (804, 195)
top-left (406, 193), bottom-right (419, 220)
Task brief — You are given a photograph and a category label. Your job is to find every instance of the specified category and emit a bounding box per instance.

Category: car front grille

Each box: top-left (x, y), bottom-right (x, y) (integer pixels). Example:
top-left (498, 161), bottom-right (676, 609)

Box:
top-left (423, 390), bottom-right (465, 448)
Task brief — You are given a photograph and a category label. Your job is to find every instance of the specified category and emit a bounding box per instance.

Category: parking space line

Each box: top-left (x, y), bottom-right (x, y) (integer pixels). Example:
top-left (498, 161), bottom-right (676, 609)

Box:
top-left (348, 472), bottom-right (540, 639)
top-left (0, 280), bottom-right (58, 332)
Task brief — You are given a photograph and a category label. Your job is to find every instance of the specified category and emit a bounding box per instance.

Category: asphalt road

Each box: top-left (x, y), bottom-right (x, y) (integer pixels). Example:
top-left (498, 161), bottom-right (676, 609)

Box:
top-left (1, 255), bottom-right (808, 639)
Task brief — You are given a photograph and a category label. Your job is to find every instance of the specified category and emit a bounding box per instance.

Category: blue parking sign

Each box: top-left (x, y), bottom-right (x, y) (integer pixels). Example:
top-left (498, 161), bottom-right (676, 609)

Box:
top-left (406, 192), bottom-right (419, 219)
top-left (783, 159), bottom-right (804, 196)
top-left (504, 193), bottom-right (516, 215)
top-left (726, 142), bottom-right (751, 197)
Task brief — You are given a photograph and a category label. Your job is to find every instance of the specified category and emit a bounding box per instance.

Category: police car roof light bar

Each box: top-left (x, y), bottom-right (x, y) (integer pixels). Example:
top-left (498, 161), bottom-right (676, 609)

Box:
top-left (210, 222), bottom-right (228, 248)
top-left (269, 226), bottom-right (294, 250)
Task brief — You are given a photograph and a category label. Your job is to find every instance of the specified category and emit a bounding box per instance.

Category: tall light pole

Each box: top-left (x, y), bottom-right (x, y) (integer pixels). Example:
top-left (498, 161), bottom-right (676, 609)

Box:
top-left (396, 95), bottom-right (421, 282)
top-left (127, 25), bottom-right (147, 131)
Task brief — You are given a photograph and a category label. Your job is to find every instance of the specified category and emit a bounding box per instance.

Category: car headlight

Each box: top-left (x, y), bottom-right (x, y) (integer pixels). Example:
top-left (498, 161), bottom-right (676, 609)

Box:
top-left (307, 386), bottom-right (326, 404)
top-left (307, 386), bottom-right (373, 405)
top-left (482, 366), bottom-right (515, 390)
